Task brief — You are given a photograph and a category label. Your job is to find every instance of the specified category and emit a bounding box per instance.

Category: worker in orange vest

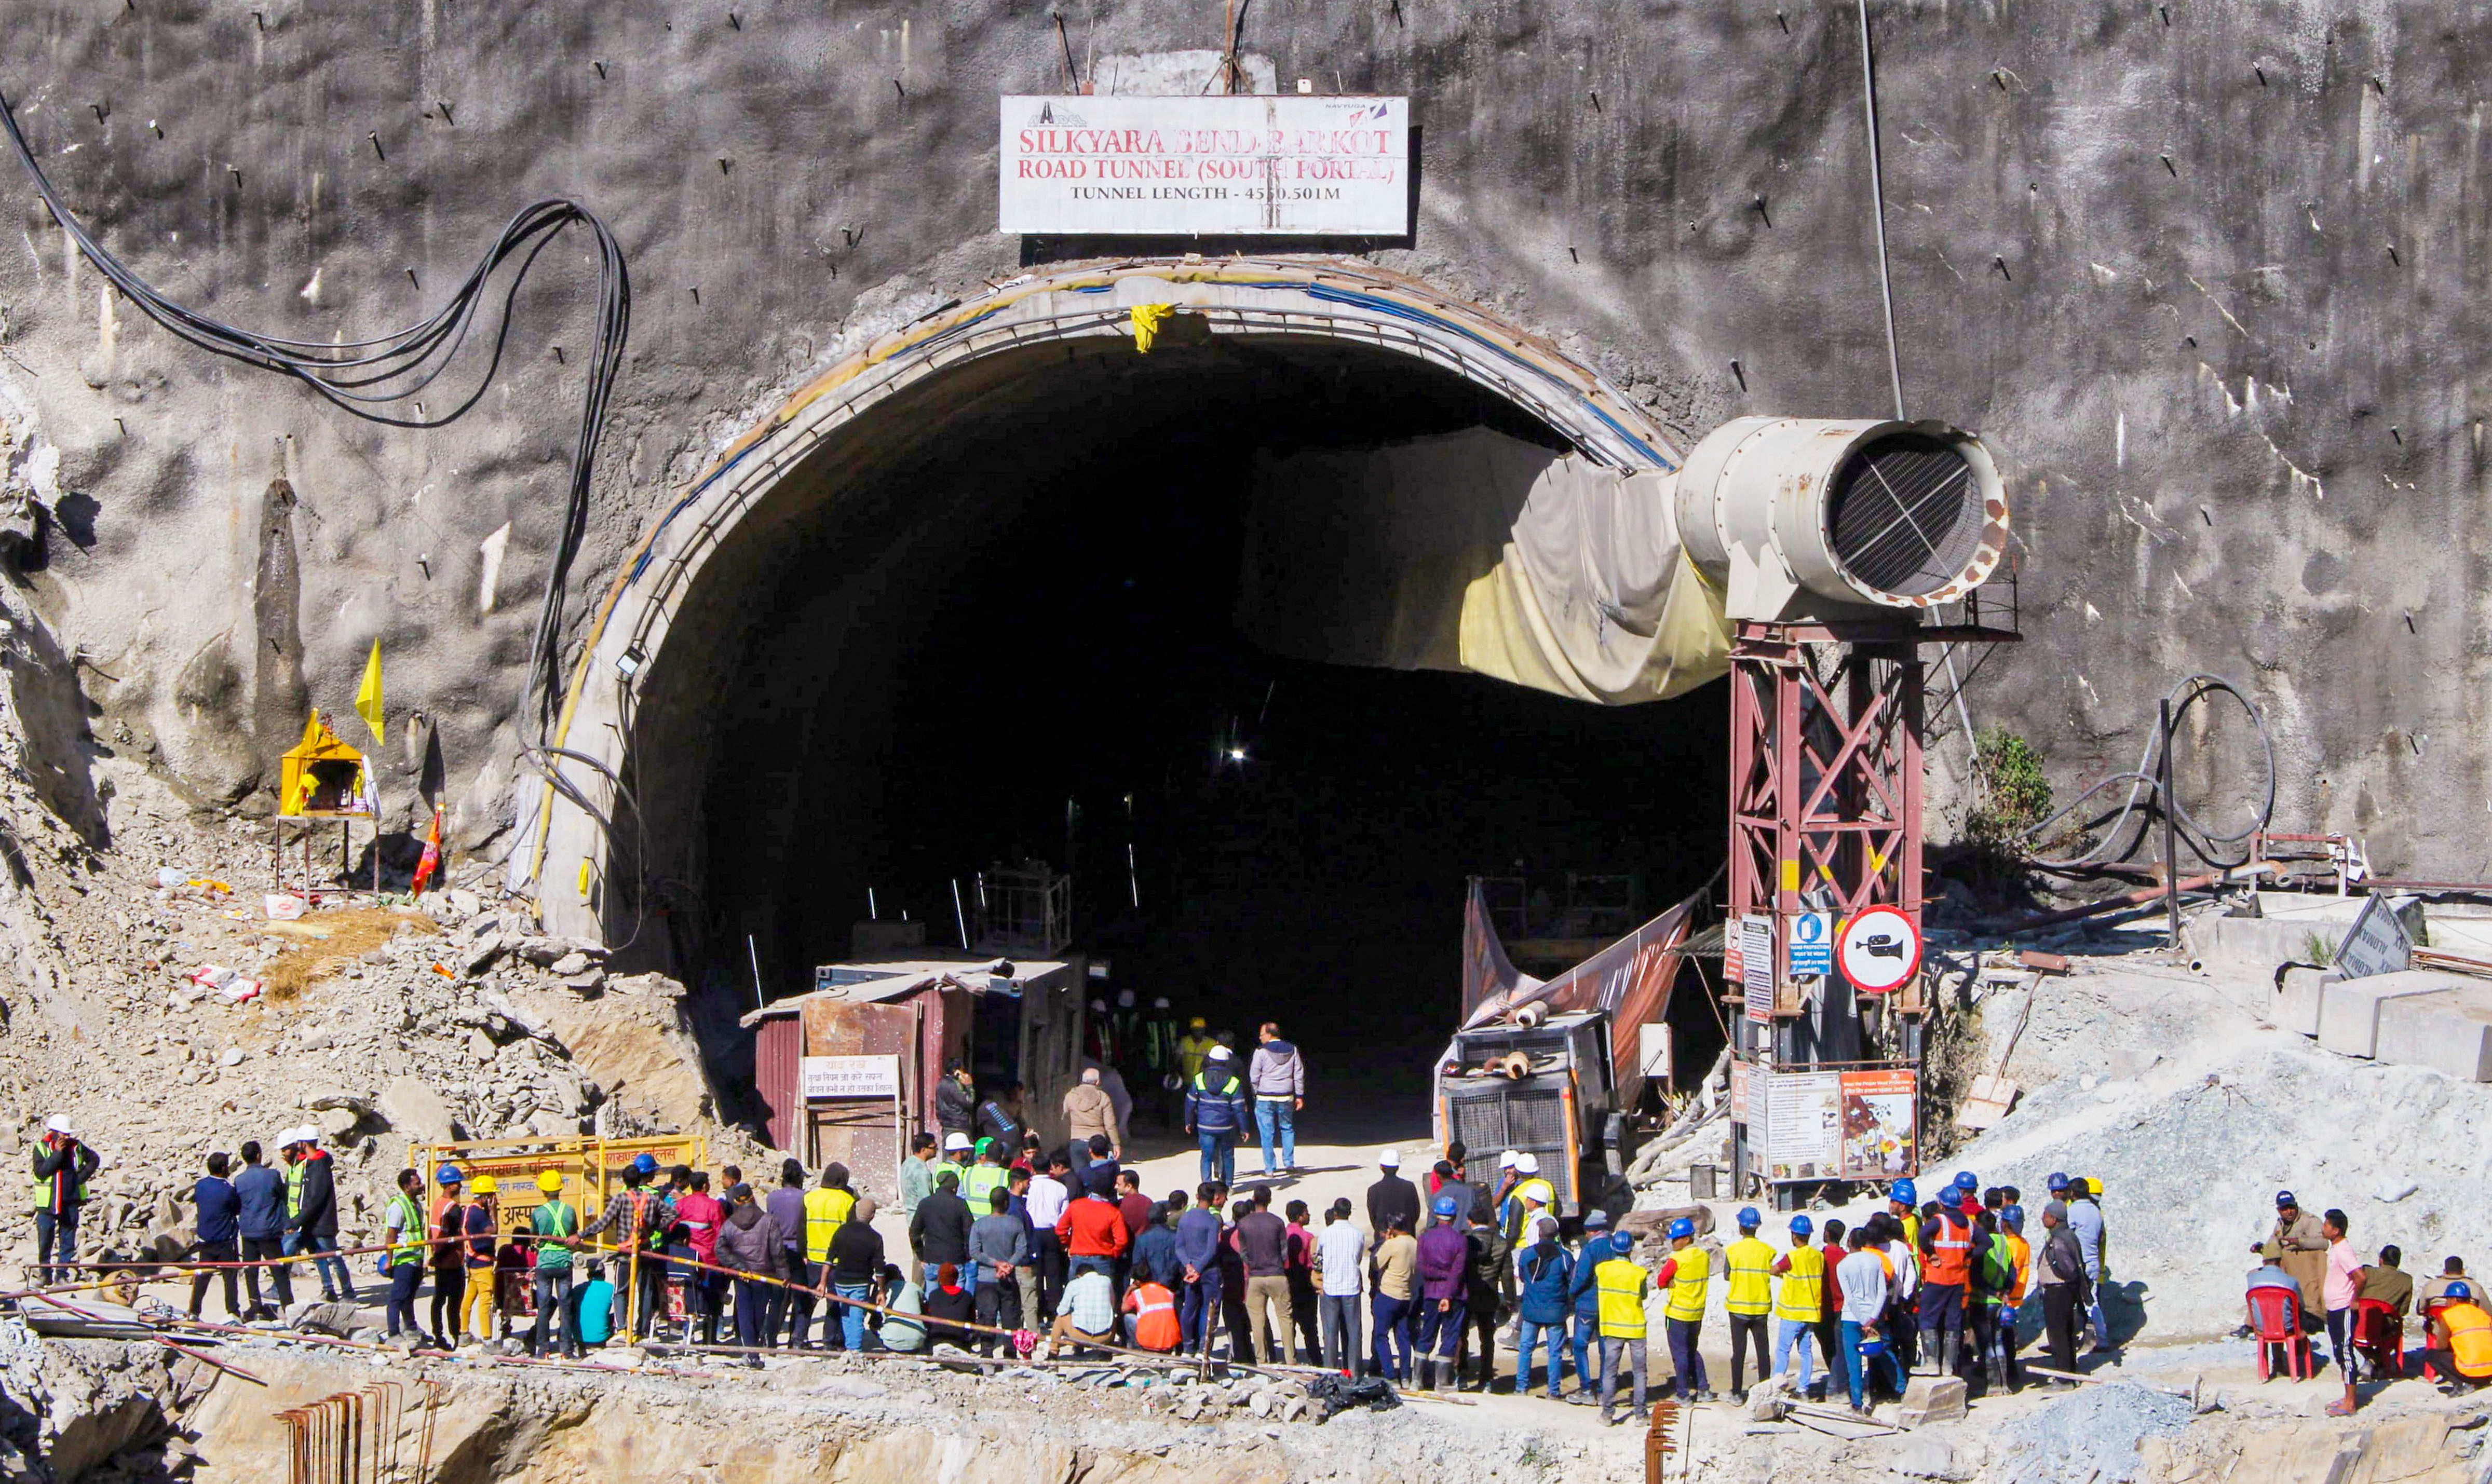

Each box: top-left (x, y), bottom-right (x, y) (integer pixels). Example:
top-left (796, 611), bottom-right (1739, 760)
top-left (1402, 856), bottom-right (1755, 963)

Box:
top-left (1122, 1276), bottom-right (1182, 1351)
top-left (2426, 1281), bottom-right (2492, 1392)
top-left (1916, 1197), bottom-right (1975, 1381)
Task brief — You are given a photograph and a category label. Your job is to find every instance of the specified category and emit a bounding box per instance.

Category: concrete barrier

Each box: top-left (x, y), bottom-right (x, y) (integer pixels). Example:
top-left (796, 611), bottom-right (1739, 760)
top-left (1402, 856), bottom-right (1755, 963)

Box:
top-left (2375, 986), bottom-right (2492, 1082)
top-left (2276, 965), bottom-right (2341, 1037)
top-left (2315, 971), bottom-right (2471, 1058)
top-left (2185, 915), bottom-right (2334, 975)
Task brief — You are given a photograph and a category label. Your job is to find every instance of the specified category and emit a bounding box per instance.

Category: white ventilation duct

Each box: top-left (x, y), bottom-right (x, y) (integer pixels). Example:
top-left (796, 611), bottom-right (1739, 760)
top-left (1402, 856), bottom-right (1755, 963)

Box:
top-left (1674, 416), bottom-right (2009, 622)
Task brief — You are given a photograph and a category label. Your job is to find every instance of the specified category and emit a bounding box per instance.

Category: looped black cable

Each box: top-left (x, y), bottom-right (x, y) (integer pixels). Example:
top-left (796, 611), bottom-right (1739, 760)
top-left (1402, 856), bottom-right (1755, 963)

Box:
top-left (2023, 673), bottom-right (2277, 872)
top-left (0, 86), bottom-right (629, 742)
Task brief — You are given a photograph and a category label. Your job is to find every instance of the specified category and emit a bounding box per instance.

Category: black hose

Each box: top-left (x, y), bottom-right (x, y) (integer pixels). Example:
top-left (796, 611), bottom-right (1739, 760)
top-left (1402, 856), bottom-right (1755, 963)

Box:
top-left (2023, 673), bottom-right (2277, 872)
top-left (0, 86), bottom-right (630, 743)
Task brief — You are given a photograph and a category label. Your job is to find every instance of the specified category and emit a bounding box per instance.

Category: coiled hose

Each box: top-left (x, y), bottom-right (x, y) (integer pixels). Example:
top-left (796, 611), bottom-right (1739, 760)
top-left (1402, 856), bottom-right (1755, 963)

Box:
top-left (2022, 673), bottom-right (2277, 872)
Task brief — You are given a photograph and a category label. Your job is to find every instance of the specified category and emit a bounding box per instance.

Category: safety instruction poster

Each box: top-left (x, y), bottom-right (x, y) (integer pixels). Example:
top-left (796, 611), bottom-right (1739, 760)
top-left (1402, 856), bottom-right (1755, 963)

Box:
top-left (1764, 1071), bottom-right (1843, 1181)
top-left (1740, 915), bottom-right (1775, 1023)
top-left (1838, 1068), bottom-right (1918, 1179)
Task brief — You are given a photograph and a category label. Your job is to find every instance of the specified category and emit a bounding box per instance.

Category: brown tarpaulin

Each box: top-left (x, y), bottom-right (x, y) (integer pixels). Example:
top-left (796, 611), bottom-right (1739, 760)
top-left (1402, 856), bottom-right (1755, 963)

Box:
top-left (1459, 881), bottom-right (1703, 1097)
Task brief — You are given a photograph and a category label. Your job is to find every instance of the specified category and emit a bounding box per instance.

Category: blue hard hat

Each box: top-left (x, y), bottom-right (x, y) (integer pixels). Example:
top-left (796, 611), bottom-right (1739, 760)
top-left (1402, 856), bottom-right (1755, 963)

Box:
top-left (2001, 1204), bottom-right (2025, 1231)
top-left (2047, 1172), bottom-right (2070, 1192)
top-left (1790, 1215), bottom-right (1814, 1237)
top-left (436, 1164), bottom-right (463, 1185)
top-left (631, 1153), bottom-right (659, 1176)
top-left (1432, 1195), bottom-right (1458, 1217)
top-left (1736, 1206), bottom-right (1761, 1230)
top-left (1952, 1170), bottom-right (1978, 1191)
top-left (2450, 1281), bottom-right (2476, 1302)
top-left (1890, 1179), bottom-right (1917, 1205)
top-left (1668, 1217), bottom-right (1695, 1240)
top-left (1612, 1231), bottom-right (1637, 1254)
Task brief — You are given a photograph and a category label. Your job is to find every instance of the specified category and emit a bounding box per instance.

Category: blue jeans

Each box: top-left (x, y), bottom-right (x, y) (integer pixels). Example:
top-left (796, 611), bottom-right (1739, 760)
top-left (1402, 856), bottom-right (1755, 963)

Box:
top-left (1516, 1317), bottom-right (1567, 1396)
top-left (836, 1282), bottom-right (872, 1350)
top-left (1196, 1130), bottom-right (1236, 1187)
top-left (1372, 1293), bottom-right (1414, 1379)
top-left (1417, 1298), bottom-right (1467, 1359)
top-left (295, 1233), bottom-right (355, 1300)
top-left (1254, 1099), bottom-right (1296, 1173)
top-left (1841, 1320), bottom-right (1904, 1408)
top-left (1068, 1255), bottom-right (1114, 1282)
top-left (1182, 1269), bottom-right (1224, 1353)
top-left (34, 1209), bottom-right (78, 1285)
top-left (1571, 1312), bottom-right (1603, 1394)
top-left (734, 1277), bottom-right (772, 1347)
top-left (1775, 1316), bottom-right (1818, 1393)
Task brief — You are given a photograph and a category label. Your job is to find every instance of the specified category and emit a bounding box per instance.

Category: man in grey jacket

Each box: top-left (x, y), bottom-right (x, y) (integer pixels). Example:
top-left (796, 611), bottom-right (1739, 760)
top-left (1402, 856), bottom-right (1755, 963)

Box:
top-left (967, 1187), bottom-right (1030, 1350)
top-left (1248, 1023), bottom-right (1306, 1177)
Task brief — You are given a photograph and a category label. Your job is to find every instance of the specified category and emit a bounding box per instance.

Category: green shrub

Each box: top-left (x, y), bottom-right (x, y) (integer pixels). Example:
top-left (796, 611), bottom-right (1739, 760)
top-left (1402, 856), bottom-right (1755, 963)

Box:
top-left (1966, 727), bottom-right (2051, 849)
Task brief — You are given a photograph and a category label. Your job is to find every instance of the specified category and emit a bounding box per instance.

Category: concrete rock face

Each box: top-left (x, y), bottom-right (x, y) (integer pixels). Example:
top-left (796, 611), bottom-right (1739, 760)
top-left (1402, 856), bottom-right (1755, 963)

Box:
top-left (0, 0), bottom-right (2482, 936)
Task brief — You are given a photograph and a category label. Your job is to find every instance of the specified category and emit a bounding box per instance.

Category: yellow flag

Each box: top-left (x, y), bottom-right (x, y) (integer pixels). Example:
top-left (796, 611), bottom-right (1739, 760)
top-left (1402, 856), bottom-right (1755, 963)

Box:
top-left (354, 639), bottom-right (384, 744)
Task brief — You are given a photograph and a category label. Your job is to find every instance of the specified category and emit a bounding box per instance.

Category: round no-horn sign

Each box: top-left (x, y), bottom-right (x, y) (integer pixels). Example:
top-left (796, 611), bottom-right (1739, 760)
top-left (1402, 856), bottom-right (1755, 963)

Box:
top-left (1837, 905), bottom-right (1921, 994)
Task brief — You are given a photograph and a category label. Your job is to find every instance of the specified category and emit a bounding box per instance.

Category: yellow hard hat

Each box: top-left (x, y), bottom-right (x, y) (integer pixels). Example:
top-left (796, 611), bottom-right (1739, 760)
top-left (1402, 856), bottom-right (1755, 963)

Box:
top-left (471, 1176), bottom-right (497, 1195)
top-left (1189, 1017), bottom-right (1207, 1030)
top-left (536, 1170), bottom-right (564, 1194)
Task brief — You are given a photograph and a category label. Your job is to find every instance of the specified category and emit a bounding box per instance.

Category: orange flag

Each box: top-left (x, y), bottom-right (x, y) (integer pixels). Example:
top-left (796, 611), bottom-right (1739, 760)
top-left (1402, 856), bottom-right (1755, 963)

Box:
top-left (412, 803), bottom-right (445, 896)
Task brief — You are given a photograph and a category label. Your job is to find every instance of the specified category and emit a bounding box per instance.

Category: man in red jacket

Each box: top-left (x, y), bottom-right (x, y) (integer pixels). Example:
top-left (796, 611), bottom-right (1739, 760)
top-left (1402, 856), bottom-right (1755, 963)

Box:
top-left (1059, 1169), bottom-right (1131, 1293)
top-left (672, 1170), bottom-right (728, 1344)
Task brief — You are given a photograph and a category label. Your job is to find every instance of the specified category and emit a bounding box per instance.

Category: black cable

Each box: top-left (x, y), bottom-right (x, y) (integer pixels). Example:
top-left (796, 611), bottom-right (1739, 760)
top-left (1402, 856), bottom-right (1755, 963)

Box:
top-left (2023, 674), bottom-right (2277, 873)
top-left (0, 86), bottom-right (630, 742)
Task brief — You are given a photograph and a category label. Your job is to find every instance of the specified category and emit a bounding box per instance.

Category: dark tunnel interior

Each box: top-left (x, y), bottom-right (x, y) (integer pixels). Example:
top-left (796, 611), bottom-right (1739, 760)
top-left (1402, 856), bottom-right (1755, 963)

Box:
top-left (621, 330), bottom-right (1730, 1108)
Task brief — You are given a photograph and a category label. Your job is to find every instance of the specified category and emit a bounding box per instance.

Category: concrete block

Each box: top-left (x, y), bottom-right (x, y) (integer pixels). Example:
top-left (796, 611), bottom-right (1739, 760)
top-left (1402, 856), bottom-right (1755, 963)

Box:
top-left (2277, 965), bottom-right (2341, 1037)
top-left (2375, 986), bottom-right (2492, 1082)
top-left (2317, 972), bottom-right (2471, 1058)
top-left (2185, 915), bottom-right (2334, 975)
top-left (1897, 1375), bottom-right (1967, 1427)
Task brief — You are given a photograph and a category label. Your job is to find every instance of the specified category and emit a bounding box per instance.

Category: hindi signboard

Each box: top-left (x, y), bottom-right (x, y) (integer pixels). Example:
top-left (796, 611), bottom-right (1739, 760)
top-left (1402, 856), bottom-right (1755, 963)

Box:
top-left (1764, 1071), bottom-right (1843, 1181)
top-left (801, 1055), bottom-right (902, 1100)
top-left (1837, 1068), bottom-right (1919, 1180)
top-left (999, 96), bottom-right (1410, 236)
top-left (1740, 915), bottom-right (1776, 1023)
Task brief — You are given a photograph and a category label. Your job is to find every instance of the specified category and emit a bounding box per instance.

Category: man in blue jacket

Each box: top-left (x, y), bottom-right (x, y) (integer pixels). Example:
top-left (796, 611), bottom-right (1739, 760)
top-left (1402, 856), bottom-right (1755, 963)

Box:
top-left (1564, 1209), bottom-right (1613, 1404)
top-left (1174, 1180), bottom-right (1227, 1355)
top-left (232, 1139), bottom-right (290, 1319)
top-left (1184, 1047), bottom-right (1248, 1188)
top-left (1514, 1214), bottom-right (1574, 1398)
top-left (188, 1152), bottom-right (243, 1322)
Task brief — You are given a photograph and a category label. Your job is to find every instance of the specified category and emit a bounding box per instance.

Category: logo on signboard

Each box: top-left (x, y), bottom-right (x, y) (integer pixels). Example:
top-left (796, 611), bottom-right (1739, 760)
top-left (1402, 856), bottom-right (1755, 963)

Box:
top-left (1789, 911), bottom-right (1833, 976)
top-left (1837, 906), bottom-right (1920, 994)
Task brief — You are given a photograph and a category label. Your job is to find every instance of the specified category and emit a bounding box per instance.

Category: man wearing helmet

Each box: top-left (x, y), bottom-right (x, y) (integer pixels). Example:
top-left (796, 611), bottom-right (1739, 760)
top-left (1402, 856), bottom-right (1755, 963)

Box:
top-left (1655, 1217), bottom-right (1717, 1402)
top-left (1414, 1195), bottom-right (1471, 1392)
top-left (580, 1153), bottom-right (674, 1340)
top-left (1592, 1229), bottom-right (1652, 1424)
top-left (2425, 1280), bottom-right (2492, 1392)
top-left (529, 1169), bottom-right (581, 1357)
top-left (1723, 1207), bottom-right (1777, 1401)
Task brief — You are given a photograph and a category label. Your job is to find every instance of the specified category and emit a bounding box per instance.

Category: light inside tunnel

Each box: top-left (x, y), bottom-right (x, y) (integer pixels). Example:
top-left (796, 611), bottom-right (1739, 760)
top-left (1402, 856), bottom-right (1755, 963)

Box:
top-left (613, 328), bottom-right (1729, 1093)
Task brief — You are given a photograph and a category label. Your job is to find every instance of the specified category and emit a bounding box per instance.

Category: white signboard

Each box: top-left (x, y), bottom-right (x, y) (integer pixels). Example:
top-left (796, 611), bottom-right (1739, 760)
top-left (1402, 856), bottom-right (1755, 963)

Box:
top-left (802, 1055), bottom-right (901, 1100)
top-left (1837, 905), bottom-right (1921, 994)
top-left (2334, 895), bottom-right (2414, 981)
top-left (999, 95), bottom-right (1410, 236)
top-left (1765, 1071), bottom-right (1843, 1181)
top-left (1740, 914), bottom-right (1776, 1023)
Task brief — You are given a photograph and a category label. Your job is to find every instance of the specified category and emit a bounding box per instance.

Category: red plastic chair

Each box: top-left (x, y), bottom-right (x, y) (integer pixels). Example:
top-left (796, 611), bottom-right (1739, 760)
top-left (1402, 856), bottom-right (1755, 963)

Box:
top-left (2248, 1286), bottom-right (2312, 1380)
top-left (2355, 1298), bottom-right (2406, 1378)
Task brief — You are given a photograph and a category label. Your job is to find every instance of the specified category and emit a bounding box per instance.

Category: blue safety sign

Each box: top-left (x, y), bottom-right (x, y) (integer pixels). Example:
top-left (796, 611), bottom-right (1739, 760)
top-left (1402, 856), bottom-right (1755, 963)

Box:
top-left (1789, 911), bottom-right (1834, 975)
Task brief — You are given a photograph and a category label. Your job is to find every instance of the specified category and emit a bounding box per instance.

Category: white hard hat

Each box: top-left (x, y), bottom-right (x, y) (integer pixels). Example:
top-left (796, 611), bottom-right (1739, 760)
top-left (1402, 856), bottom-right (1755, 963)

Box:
top-left (44, 1116), bottom-right (72, 1137)
top-left (1153, 997), bottom-right (1170, 1009)
top-left (1378, 1149), bottom-right (1401, 1167)
top-left (1498, 1149), bottom-right (1519, 1168)
top-left (1117, 990), bottom-right (1135, 1007)
top-left (1516, 1152), bottom-right (1540, 1175)
top-left (299, 1127), bottom-right (322, 1145)
top-left (1207, 1046), bottom-right (1231, 1061)
top-left (1090, 998), bottom-right (1107, 1013)
top-left (943, 1132), bottom-right (972, 1152)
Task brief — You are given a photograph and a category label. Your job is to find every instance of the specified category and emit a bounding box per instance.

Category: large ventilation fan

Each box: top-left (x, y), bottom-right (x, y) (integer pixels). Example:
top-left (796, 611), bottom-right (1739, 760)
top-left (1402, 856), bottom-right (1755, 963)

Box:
top-left (1671, 416), bottom-right (2008, 623)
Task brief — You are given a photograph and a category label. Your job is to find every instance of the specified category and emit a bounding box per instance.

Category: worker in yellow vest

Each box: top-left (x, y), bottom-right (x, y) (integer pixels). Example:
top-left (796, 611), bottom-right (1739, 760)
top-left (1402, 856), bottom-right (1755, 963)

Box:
top-left (1771, 1214), bottom-right (1827, 1399)
top-left (1656, 1217), bottom-right (1716, 1401)
top-left (962, 1140), bottom-right (1010, 1212)
top-left (932, 1132), bottom-right (973, 1193)
top-left (381, 1168), bottom-right (428, 1344)
top-left (1501, 1155), bottom-right (1557, 1247)
top-left (1723, 1206), bottom-right (1777, 1400)
top-left (1176, 1018), bottom-right (1214, 1082)
top-left (803, 1163), bottom-right (858, 1346)
top-left (1591, 1229), bottom-right (1651, 1425)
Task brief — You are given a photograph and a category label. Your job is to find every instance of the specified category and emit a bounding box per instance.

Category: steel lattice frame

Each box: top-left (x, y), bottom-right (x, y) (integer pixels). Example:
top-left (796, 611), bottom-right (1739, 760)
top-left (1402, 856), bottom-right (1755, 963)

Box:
top-left (1727, 622), bottom-right (1926, 1007)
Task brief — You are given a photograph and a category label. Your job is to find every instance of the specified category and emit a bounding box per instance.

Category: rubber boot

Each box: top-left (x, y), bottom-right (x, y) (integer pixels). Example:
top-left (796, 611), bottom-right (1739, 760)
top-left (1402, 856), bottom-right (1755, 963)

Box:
top-left (1940, 1331), bottom-right (1959, 1383)
top-left (1415, 1358), bottom-right (1432, 1392)
top-left (1988, 1350), bottom-right (2009, 1396)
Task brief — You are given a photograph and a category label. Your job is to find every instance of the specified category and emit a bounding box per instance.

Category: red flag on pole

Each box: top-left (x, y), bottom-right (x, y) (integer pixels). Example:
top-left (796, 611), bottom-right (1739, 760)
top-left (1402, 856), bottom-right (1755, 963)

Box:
top-left (412, 803), bottom-right (444, 896)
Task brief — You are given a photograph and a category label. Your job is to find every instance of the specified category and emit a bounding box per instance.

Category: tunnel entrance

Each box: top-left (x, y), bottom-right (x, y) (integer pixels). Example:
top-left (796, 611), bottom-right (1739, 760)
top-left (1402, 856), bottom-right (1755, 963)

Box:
top-left (536, 261), bottom-right (1733, 1114)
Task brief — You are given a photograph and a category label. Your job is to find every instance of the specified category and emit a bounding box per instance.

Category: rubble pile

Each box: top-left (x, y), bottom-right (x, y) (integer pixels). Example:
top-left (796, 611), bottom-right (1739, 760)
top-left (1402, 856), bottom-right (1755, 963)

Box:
top-left (0, 782), bottom-right (754, 1268)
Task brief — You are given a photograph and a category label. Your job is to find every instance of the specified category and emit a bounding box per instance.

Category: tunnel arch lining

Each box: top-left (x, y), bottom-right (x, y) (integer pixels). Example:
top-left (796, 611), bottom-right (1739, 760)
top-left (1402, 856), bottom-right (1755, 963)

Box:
top-left (523, 257), bottom-right (1687, 938)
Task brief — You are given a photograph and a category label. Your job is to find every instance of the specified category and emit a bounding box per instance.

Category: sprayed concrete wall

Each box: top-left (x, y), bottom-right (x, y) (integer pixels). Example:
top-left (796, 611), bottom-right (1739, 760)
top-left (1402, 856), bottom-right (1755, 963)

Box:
top-left (0, 0), bottom-right (2478, 882)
